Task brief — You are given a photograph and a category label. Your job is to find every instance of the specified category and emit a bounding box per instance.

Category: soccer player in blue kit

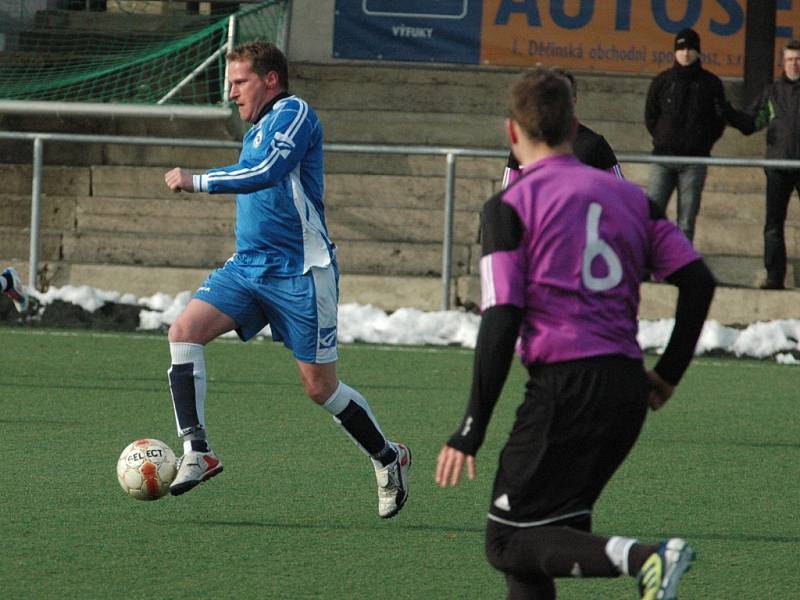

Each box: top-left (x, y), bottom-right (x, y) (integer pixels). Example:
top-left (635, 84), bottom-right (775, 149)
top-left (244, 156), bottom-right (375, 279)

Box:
top-left (435, 69), bottom-right (716, 598)
top-left (163, 41), bottom-right (410, 518)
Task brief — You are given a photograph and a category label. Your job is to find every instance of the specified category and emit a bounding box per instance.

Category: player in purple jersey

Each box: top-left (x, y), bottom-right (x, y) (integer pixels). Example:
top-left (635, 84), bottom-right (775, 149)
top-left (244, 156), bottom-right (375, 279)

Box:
top-left (435, 69), bottom-right (715, 599)
top-left (502, 69), bottom-right (624, 190)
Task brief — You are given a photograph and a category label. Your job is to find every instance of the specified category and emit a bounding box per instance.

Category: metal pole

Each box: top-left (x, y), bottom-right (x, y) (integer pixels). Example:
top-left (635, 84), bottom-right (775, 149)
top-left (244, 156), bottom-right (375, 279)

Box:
top-left (278, 0), bottom-right (292, 53)
top-left (744, 0), bottom-right (776, 106)
top-left (442, 152), bottom-right (456, 310)
top-left (0, 101), bottom-right (232, 119)
top-left (222, 15), bottom-right (237, 103)
top-left (29, 137), bottom-right (43, 291)
top-left (157, 45), bottom-right (227, 105)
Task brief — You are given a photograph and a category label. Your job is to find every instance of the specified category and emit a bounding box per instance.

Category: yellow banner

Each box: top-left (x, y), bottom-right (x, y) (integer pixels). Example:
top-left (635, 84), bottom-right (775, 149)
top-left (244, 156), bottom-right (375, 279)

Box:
top-left (480, 1), bottom-right (797, 77)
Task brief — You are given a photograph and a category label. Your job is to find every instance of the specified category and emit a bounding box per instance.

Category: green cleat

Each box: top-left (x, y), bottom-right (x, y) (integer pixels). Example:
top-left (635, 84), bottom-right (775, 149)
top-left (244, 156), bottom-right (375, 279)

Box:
top-left (637, 538), bottom-right (696, 600)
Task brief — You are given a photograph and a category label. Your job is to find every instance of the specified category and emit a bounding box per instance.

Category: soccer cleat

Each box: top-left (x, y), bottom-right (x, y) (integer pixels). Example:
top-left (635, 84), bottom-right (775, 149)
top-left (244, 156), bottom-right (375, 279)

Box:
top-left (375, 442), bottom-right (411, 519)
top-left (637, 538), bottom-right (696, 600)
top-left (1, 267), bottom-right (29, 313)
top-left (169, 449), bottom-right (223, 496)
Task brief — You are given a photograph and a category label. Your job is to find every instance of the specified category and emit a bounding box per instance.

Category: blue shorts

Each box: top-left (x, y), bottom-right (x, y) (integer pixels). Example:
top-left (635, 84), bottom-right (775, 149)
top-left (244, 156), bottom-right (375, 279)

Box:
top-left (193, 262), bottom-right (339, 364)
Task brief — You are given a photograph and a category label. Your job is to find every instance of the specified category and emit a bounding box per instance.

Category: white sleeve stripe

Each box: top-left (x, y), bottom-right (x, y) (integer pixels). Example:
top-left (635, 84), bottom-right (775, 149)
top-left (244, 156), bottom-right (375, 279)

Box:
top-left (193, 174), bottom-right (207, 192)
top-left (207, 148), bottom-right (282, 182)
top-left (282, 97), bottom-right (308, 139)
top-left (480, 255), bottom-right (496, 309)
top-left (501, 167), bottom-right (511, 190)
top-left (612, 164), bottom-right (624, 179)
top-left (206, 98), bottom-right (309, 183)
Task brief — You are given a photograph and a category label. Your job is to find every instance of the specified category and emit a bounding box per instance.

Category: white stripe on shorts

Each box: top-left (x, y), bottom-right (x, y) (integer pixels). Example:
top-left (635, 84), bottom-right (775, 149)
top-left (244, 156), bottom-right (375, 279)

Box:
top-left (311, 266), bottom-right (338, 364)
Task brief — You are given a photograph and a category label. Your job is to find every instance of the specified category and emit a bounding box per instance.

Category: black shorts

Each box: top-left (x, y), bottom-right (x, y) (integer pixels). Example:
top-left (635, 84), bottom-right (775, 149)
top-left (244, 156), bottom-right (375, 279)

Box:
top-left (488, 355), bottom-right (649, 528)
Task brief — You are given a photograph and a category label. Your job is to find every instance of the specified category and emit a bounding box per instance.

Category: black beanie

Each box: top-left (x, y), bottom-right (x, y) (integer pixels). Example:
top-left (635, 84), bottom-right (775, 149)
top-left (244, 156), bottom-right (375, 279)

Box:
top-left (675, 28), bottom-right (701, 52)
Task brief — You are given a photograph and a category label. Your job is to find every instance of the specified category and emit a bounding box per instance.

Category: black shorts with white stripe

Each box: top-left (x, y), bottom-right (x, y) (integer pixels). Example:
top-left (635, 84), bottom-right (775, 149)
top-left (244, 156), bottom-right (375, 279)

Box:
top-left (488, 355), bottom-right (649, 528)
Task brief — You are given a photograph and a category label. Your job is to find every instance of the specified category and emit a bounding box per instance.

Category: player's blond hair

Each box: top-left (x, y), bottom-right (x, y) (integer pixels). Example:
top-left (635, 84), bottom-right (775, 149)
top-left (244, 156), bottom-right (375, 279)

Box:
top-left (227, 40), bottom-right (288, 89)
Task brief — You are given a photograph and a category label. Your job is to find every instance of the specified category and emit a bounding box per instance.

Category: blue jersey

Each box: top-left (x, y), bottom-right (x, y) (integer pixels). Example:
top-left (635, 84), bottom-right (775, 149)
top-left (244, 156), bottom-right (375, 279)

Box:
top-left (195, 94), bottom-right (333, 276)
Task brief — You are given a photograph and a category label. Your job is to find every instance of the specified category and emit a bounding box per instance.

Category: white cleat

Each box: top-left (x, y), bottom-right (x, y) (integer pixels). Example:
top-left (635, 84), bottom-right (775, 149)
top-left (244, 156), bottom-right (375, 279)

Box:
top-left (2, 268), bottom-right (29, 313)
top-left (169, 449), bottom-right (223, 496)
top-left (375, 442), bottom-right (411, 519)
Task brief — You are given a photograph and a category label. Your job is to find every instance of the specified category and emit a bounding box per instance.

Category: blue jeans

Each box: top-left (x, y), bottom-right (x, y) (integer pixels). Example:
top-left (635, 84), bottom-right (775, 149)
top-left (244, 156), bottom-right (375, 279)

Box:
top-left (647, 162), bottom-right (708, 242)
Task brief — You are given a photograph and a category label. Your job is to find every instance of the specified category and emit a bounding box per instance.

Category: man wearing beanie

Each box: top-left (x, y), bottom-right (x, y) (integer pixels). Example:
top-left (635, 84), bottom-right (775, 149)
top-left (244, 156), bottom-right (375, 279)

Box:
top-left (644, 28), bottom-right (727, 242)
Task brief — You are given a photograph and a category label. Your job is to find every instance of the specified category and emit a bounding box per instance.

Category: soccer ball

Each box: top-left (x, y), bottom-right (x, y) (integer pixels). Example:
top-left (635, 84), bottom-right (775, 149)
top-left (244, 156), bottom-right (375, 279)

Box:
top-left (116, 438), bottom-right (177, 501)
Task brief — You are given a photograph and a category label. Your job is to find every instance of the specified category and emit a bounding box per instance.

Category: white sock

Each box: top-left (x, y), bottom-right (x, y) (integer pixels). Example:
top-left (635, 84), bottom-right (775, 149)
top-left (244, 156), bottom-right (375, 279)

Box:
top-left (605, 536), bottom-right (638, 576)
top-left (321, 381), bottom-right (349, 415)
top-left (168, 342), bottom-right (207, 454)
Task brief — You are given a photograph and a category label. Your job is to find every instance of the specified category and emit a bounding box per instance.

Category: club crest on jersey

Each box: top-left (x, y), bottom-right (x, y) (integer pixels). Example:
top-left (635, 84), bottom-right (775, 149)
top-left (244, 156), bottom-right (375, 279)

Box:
top-left (252, 130), bottom-right (264, 148)
top-left (318, 327), bottom-right (337, 350)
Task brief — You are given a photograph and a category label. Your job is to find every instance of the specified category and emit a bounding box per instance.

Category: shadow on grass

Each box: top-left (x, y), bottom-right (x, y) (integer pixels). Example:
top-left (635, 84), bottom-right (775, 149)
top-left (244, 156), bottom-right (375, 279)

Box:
top-left (2, 377), bottom-right (462, 395)
top-left (648, 437), bottom-right (800, 450)
top-left (627, 530), bottom-right (800, 544)
top-left (161, 518), bottom-right (485, 535)
top-left (176, 520), bottom-right (800, 544)
top-left (0, 417), bottom-right (80, 425)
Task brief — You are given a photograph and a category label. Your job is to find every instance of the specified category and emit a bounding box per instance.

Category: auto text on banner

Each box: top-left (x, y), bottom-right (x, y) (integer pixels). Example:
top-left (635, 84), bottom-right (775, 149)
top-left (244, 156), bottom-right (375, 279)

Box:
top-left (479, 0), bottom-right (800, 76)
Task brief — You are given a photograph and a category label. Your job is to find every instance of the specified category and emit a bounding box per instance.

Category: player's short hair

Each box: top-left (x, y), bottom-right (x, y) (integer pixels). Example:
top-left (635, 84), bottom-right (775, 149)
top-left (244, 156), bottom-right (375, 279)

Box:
top-left (509, 68), bottom-right (574, 147)
top-left (783, 39), bottom-right (800, 55)
top-left (227, 40), bottom-right (289, 89)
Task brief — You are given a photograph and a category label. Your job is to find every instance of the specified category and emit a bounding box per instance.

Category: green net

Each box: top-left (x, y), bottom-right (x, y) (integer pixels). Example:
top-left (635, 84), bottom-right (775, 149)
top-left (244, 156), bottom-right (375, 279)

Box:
top-left (0, 0), bottom-right (289, 105)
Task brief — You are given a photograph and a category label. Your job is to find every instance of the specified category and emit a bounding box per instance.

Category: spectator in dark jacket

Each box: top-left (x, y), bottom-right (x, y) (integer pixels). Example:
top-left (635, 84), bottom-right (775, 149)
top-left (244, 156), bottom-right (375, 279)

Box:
top-left (724, 39), bottom-right (800, 289)
top-left (645, 28), bottom-right (727, 241)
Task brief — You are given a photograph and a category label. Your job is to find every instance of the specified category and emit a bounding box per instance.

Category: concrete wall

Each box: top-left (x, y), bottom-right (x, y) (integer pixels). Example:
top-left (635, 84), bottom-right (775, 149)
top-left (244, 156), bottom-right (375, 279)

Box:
top-left (287, 0), bottom-right (336, 63)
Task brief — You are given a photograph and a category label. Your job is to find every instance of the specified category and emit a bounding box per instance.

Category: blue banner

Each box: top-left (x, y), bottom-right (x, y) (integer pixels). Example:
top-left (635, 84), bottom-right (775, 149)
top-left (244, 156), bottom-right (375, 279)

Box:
top-left (333, 0), bottom-right (483, 64)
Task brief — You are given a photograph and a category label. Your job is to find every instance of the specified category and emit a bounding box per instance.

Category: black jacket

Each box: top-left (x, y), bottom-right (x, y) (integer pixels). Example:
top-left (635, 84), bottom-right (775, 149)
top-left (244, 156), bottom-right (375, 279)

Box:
top-left (725, 75), bottom-right (800, 160)
top-left (645, 60), bottom-right (726, 156)
top-left (506, 123), bottom-right (619, 171)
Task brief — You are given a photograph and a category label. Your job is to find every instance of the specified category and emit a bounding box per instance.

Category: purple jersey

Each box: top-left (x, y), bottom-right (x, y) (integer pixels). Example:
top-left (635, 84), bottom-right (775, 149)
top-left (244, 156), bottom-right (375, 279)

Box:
top-left (481, 154), bottom-right (699, 365)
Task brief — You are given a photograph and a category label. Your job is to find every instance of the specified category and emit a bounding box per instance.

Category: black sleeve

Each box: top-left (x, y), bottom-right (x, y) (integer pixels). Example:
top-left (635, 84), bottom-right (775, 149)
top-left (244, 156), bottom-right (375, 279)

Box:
top-left (481, 193), bottom-right (524, 254)
top-left (506, 151), bottom-right (520, 170)
top-left (723, 101), bottom-right (755, 135)
top-left (710, 77), bottom-right (727, 143)
top-left (723, 85), bottom-right (767, 135)
top-left (644, 76), bottom-right (662, 136)
top-left (447, 304), bottom-right (523, 455)
top-left (591, 134), bottom-right (618, 171)
top-left (654, 259), bottom-right (716, 385)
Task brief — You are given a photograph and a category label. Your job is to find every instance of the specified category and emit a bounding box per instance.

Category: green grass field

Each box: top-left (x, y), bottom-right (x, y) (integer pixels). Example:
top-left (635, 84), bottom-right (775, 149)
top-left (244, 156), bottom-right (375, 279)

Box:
top-left (1, 327), bottom-right (798, 599)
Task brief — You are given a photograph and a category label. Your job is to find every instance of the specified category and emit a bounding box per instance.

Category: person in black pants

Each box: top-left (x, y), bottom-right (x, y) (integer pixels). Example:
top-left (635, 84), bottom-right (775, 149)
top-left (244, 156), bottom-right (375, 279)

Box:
top-left (435, 68), bottom-right (715, 600)
top-left (725, 38), bottom-right (800, 289)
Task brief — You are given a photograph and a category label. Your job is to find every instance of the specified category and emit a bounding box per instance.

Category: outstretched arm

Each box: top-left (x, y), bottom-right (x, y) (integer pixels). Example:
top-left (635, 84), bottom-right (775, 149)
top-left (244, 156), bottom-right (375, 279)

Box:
top-left (435, 304), bottom-right (522, 487)
top-left (723, 86), bottom-right (770, 136)
top-left (436, 192), bottom-right (526, 487)
top-left (165, 97), bottom-right (315, 196)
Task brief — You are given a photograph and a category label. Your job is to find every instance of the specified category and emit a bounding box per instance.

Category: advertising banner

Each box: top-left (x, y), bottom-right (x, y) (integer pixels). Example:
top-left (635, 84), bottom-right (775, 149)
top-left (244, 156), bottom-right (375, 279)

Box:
top-left (334, 1), bottom-right (800, 77)
top-left (333, 0), bottom-right (483, 64)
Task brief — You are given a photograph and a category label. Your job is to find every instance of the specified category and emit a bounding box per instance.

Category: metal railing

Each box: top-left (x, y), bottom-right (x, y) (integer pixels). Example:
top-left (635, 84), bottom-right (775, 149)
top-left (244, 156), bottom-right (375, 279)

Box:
top-left (3, 130), bottom-right (800, 309)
